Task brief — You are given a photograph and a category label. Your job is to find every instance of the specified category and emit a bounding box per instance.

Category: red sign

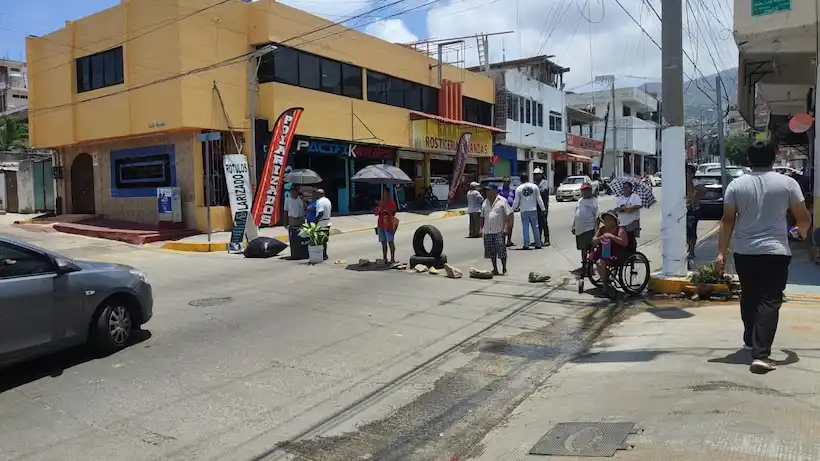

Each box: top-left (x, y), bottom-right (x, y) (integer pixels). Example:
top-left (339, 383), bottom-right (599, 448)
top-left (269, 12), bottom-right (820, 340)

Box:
top-left (566, 133), bottom-right (603, 152)
top-left (352, 144), bottom-right (395, 159)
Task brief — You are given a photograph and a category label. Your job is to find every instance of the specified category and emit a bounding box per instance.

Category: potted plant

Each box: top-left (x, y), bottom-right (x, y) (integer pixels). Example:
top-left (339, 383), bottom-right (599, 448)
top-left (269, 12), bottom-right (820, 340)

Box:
top-left (299, 222), bottom-right (329, 264)
top-left (689, 263), bottom-right (731, 299)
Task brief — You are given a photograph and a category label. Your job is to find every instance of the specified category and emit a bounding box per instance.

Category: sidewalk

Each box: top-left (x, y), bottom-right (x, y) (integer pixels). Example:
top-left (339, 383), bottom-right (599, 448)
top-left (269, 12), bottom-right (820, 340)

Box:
top-left (158, 208), bottom-right (468, 251)
top-left (468, 300), bottom-right (820, 460)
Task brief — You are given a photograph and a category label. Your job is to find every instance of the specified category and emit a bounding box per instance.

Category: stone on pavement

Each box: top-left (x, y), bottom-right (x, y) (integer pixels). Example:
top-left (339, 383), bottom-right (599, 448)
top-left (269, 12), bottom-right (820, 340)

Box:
top-left (528, 271), bottom-right (551, 283)
top-left (413, 264), bottom-right (428, 273)
top-left (469, 267), bottom-right (493, 279)
top-left (443, 263), bottom-right (463, 279)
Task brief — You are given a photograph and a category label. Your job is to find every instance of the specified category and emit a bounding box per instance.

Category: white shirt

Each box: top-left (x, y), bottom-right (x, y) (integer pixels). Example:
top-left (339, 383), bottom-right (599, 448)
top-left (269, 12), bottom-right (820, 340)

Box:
top-left (573, 197), bottom-right (599, 234)
top-left (315, 196), bottom-right (332, 227)
top-left (616, 193), bottom-right (642, 227)
top-left (467, 189), bottom-right (483, 213)
top-left (286, 196), bottom-right (305, 218)
top-left (481, 195), bottom-right (511, 234)
top-left (511, 183), bottom-right (545, 213)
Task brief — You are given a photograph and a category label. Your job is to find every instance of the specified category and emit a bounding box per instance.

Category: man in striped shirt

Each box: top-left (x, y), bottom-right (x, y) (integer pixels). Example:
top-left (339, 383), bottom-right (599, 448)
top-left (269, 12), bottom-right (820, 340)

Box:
top-left (481, 184), bottom-right (512, 275)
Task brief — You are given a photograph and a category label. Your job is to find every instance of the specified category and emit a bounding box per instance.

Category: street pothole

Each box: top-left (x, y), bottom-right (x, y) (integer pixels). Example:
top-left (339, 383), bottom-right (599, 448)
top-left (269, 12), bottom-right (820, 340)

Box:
top-left (188, 297), bottom-right (234, 307)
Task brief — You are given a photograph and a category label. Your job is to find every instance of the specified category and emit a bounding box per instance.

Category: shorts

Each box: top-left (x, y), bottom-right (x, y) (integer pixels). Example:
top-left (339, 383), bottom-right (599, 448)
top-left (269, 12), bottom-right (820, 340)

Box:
top-left (686, 209), bottom-right (699, 241)
top-left (377, 227), bottom-right (395, 243)
top-left (483, 232), bottom-right (507, 259)
top-left (575, 230), bottom-right (595, 250)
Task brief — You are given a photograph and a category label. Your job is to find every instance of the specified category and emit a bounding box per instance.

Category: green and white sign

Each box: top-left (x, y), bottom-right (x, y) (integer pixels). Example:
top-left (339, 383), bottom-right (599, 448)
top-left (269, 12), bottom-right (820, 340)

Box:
top-left (752, 0), bottom-right (790, 16)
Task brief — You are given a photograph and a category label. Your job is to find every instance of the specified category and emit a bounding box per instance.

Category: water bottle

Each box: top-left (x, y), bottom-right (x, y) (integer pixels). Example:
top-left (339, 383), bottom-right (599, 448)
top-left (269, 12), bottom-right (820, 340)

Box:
top-left (601, 238), bottom-right (612, 258)
top-left (789, 226), bottom-right (802, 240)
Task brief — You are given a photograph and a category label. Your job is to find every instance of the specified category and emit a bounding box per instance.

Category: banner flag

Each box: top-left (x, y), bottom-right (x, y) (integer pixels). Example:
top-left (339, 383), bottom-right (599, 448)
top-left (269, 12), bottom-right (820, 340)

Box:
top-left (448, 132), bottom-right (471, 200)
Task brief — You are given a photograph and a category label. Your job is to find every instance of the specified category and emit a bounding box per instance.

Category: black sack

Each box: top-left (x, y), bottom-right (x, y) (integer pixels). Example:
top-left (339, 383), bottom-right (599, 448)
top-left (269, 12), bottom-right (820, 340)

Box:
top-left (244, 237), bottom-right (288, 258)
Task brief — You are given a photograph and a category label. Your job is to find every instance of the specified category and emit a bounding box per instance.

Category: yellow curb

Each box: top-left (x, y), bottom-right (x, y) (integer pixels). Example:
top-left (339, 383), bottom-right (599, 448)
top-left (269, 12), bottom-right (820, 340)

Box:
top-left (648, 222), bottom-right (722, 294)
top-left (443, 210), bottom-right (467, 218)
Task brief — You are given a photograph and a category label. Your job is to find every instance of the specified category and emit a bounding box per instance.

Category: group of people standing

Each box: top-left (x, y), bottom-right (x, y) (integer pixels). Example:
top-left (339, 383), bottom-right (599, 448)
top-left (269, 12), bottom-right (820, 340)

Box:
top-left (284, 187), bottom-right (333, 260)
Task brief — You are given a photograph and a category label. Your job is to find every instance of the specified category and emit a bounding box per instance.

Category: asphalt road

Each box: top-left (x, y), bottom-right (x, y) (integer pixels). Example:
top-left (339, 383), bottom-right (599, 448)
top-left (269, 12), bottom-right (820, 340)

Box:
top-left (0, 190), bottom-right (666, 461)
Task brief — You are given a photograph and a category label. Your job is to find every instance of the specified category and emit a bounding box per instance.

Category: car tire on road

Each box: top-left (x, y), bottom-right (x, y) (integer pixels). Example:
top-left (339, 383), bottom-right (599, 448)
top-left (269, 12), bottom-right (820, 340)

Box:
top-left (90, 298), bottom-right (133, 355)
top-left (409, 254), bottom-right (448, 269)
top-left (412, 225), bottom-right (444, 258)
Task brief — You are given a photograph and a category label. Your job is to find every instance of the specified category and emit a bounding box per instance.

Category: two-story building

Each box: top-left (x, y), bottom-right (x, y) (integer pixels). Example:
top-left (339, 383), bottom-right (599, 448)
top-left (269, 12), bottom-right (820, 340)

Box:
top-left (26, 0), bottom-right (498, 231)
top-left (567, 87), bottom-right (659, 177)
top-left (0, 59), bottom-right (28, 120)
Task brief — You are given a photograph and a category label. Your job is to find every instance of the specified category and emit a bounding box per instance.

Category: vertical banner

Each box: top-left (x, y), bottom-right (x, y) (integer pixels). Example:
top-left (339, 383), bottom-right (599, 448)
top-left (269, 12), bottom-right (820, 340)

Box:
top-left (448, 132), bottom-right (471, 200)
top-left (223, 154), bottom-right (255, 253)
top-left (251, 107), bottom-right (304, 227)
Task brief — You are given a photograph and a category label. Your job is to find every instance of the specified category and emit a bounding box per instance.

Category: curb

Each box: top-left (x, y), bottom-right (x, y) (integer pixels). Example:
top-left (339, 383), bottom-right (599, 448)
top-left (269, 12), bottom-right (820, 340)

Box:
top-left (159, 209), bottom-right (468, 252)
top-left (648, 222), bottom-right (721, 294)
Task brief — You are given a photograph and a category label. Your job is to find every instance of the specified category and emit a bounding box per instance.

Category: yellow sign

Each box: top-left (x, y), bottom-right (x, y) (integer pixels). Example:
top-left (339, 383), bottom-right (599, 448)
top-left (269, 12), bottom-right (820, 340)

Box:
top-left (411, 119), bottom-right (493, 156)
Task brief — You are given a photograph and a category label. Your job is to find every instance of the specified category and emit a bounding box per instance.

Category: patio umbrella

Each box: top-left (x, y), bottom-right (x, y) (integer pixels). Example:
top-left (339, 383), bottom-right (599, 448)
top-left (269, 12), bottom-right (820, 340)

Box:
top-left (284, 169), bottom-right (323, 185)
top-left (351, 164), bottom-right (413, 185)
top-left (608, 176), bottom-right (656, 208)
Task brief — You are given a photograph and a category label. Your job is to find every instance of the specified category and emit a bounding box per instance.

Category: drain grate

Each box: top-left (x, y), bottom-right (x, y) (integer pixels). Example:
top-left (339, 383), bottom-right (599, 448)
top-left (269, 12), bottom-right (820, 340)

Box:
top-left (529, 422), bottom-right (636, 457)
top-left (188, 297), bottom-right (234, 307)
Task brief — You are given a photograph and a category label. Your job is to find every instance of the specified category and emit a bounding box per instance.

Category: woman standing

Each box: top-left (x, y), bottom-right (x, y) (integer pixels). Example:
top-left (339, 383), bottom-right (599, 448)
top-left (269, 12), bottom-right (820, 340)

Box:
top-left (375, 186), bottom-right (398, 263)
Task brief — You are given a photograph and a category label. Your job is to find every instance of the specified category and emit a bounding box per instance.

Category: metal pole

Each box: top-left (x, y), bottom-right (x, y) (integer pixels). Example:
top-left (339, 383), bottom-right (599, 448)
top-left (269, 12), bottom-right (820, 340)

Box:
top-left (437, 44), bottom-right (443, 86)
top-left (205, 140), bottom-right (212, 247)
top-left (660, 0), bottom-right (687, 276)
top-left (248, 56), bottom-right (257, 189)
top-left (611, 79), bottom-right (618, 176)
top-left (717, 77), bottom-right (726, 191)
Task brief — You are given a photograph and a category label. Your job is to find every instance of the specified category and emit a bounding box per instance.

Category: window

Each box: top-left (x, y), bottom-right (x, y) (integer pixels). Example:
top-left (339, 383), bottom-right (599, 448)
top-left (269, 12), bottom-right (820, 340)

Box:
top-left (507, 94), bottom-right (518, 121)
top-left (272, 47), bottom-right (299, 85)
top-left (366, 70), bottom-right (438, 114)
top-left (519, 100), bottom-right (525, 122)
top-left (387, 77), bottom-right (406, 107)
top-left (622, 106), bottom-right (632, 117)
top-left (421, 86), bottom-right (438, 114)
top-left (0, 241), bottom-right (54, 279)
top-left (110, 145), bottom-right (177, 198)
top-left (525, 100), bottom-right (531, 124)
top-left (405, 83), bottom-right (422, 111)
top-left (320, 58), bottom-right (342, 95)
top-left (298, 52), bottom-right (321, 90)
top-left (549, 110), bottom-right (563, 131)
top-left (463, 96), bottom-right (492, 125)
top-left (367, 70), bottom-right (388, 103)
top-left (76, 46), bottom-right (123, 93)
top-left (536, 103), bottom-right (544, 127)
top-left (341, 63), bottom-right (362, 98)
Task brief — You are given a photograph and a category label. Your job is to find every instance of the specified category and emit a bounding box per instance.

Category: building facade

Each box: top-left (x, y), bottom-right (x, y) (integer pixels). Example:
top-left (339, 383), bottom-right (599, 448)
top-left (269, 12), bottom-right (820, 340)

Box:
top-left (567, 87), bottom-right (659, 177)
top-left (0, 59), bottom-right (28, 119)
top-left (26, 0), bottom-right (497, 231)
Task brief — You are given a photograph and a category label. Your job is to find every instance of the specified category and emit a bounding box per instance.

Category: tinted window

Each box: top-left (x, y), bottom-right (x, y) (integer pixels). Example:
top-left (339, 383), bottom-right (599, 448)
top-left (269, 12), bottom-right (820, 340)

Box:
top-left (320, 58), bottom-right (341, 94)
top-left (113, 152), bottom-right (173, 190)
top-left (76, 46), bottom-right (124, 93)
top-left (508, 94), bottom-right (518, 121)
top-left (536, 103), bottom-right (544, 127)
top-left (387, 77), bottom-right (405, 107)
top-left (274, 47), bottom-right (299, 85)
top-left (405, 83), bottom-right (422, 111)
top-left (0, 242), bottom-right (54, 278)
top-left (525, 100), bottom-right (531, 124)
top-left (298, 53), bottom-right (321, 90)
top-left (549, 111), bottom-right (563, 131)
top-left (463, 96), bottom-right (492, 125)
top-left (341, 63), bottom-right (362, 98)
top-left (367, 70), bottom-right (388, 103)
top-left (421, 85), bottom-right (438, 114)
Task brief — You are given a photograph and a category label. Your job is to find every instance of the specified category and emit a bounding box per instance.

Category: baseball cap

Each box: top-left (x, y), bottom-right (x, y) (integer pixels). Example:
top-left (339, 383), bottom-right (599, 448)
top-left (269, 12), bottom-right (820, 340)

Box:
top-left (470, 181), bottom-right (479, 187)
top-left (533, 167), bottom-right (543, 174)
top-left (580, 182), bottom-right (592, 190)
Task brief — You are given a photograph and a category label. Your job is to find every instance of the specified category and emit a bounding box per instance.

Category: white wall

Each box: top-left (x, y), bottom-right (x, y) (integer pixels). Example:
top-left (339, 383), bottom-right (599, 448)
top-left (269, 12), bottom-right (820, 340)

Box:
top-left (16, 160), bottom-right (35, 213)
top-left (567, 89), bottom-right (658, 156)
top-left (502, 69), bottom-right (566, 151)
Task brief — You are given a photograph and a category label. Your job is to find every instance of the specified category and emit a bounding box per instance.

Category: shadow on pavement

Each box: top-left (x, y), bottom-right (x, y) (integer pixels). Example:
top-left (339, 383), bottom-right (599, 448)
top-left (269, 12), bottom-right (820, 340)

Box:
top-left (344, 263), bottom-right (394, 272)
top-left (0, 329), bottom-right (152, 393)
top-left (574, 349), bottom-right (669, 363)
top-left (647, 306), bottom-right (695, 319)
top-left (707, 348), bottom-right (799, 367)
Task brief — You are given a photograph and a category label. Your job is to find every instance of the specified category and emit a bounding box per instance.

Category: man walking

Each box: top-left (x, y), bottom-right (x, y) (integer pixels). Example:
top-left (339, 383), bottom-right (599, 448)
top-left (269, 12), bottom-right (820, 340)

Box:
top-left (481, 184), bottom-right (512, 275)
top-left (466, 181), bottom-right (483, 238)
top-left (498, 177), bottom-right (516, 246)
top-left (512, 180), bottom-right (545, 249)
top-left (534, 168), bottom-right (551, 246)
top-left (314, 189), bottom-right (332, 261)
top-left (716, 141), bottom-right (811, 373)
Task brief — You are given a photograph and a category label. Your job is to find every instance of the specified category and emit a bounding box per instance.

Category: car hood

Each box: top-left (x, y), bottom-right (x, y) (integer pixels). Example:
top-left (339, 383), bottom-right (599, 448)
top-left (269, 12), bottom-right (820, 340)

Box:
top-left (557, 184), bottom-right (582, 191)
top-left (74, 260), bottom-right (135, 272)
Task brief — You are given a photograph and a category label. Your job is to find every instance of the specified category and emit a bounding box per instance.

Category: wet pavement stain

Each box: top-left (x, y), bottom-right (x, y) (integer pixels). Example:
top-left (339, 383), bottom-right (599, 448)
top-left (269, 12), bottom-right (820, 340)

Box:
top-left (687, 380), bottom-right (791, 397)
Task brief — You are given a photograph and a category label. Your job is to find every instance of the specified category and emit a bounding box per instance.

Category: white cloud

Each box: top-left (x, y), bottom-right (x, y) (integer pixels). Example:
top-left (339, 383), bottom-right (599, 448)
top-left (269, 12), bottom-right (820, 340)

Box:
top-left (277, 0), bottom-right (376, 22)
top-left (364, 19), bottom-right (419, 43)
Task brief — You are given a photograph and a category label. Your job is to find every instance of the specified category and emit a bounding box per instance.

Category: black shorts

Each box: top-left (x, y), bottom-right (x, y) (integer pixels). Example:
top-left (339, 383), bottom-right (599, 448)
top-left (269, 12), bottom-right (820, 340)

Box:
top-left (686, 209), bottom-right (699, 241)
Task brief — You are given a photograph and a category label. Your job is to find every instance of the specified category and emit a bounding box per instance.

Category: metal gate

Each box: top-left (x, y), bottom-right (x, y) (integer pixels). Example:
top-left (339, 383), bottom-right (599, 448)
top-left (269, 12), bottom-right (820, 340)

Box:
top-left (33, 160), bottom-right (54, 212)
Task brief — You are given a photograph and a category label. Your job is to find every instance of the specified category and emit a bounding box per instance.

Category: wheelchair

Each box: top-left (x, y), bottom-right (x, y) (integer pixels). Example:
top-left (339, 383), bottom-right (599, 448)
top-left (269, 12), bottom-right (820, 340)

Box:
top-left (577, 245), bottom-right (651, 299)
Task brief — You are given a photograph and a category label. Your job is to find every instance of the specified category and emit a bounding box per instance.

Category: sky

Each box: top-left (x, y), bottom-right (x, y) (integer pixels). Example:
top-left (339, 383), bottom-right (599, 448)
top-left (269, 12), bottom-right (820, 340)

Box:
top-left (0, 0), bottom-right (738, 90)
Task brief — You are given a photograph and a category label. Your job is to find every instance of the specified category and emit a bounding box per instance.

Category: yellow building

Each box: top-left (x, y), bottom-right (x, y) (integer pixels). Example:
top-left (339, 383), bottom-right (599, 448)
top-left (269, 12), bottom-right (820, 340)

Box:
top-left (26, 0), bottom-right (498, 232)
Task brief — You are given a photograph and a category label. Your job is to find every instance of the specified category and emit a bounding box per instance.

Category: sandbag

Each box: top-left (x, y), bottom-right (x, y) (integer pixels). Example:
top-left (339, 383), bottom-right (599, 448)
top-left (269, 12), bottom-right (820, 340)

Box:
top-left (244, 237), bottom-right (287, 258)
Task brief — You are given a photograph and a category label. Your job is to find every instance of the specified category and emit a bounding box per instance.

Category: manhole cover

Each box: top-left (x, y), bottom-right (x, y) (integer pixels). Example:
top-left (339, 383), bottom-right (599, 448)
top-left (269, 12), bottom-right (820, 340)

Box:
top-left (529, 422), bottom-right (635, 457)
top-left (188, 297), bottom-right (234, 307)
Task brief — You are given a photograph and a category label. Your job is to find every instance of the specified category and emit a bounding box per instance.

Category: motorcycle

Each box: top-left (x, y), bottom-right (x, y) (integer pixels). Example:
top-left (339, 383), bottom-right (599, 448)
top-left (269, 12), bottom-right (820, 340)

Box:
top-left (423, 185), bottom-right (440, 209)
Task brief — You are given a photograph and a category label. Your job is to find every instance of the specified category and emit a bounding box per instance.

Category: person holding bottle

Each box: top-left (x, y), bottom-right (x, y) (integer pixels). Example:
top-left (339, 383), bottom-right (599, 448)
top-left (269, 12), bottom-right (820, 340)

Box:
top-left (588, 210), bottom-right (629, 297)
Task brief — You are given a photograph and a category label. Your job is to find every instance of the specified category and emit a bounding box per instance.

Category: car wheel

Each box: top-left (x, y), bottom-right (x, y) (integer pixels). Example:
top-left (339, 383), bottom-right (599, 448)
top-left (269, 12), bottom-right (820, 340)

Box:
top-left (91, 300), bottom-right (133, 355)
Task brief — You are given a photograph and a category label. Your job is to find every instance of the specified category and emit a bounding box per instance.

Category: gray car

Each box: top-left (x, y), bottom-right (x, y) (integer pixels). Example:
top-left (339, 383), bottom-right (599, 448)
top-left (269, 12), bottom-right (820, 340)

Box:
top-left (0, 235), bottom-right (153, 367)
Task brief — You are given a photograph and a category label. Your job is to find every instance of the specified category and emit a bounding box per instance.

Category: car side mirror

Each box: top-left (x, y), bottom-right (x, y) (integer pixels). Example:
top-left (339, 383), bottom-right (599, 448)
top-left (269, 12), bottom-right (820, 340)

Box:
top-left (54, 258), bottom-right (81, 274)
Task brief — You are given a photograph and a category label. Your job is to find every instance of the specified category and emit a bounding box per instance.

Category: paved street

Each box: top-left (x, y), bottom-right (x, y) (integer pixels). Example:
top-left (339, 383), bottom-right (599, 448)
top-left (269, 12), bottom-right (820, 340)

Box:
top-left (0, 192), bottom-right (667, 461)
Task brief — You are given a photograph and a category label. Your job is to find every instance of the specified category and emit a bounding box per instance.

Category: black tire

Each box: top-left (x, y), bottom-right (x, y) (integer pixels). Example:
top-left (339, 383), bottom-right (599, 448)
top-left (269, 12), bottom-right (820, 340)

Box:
top-left (577, 279), bottom-right (585, 294)
top-left (619, 252), bottom-right (650, 295)
top-left (412, 225), bottom-right (444, 258)
top-left (409, 254), bottom-right (448, 269)
top-left (90, 299), bottom-right (133, 355)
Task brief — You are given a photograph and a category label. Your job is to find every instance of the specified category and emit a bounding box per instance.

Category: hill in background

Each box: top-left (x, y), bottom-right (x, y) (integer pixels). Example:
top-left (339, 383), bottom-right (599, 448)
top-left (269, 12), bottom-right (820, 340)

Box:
top-left (640, 67), bottom-right (738, 124)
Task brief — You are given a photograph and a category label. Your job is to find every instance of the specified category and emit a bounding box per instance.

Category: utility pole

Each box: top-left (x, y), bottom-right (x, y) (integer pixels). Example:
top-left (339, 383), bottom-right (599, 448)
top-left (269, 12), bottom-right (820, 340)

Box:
top-left (595, 75), bottom-right (617, 176)
top-left (660, 0), bottom-right (687, 276)
top-left (247, 45), bottom-right (276, 190)
top-left (717, 77), bottom-right (727, 191)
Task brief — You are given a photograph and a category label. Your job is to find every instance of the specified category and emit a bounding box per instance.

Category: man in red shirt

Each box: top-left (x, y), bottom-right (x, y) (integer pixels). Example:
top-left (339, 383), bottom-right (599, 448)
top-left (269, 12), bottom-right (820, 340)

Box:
top-left (375, 186), bottom-right (398, 263)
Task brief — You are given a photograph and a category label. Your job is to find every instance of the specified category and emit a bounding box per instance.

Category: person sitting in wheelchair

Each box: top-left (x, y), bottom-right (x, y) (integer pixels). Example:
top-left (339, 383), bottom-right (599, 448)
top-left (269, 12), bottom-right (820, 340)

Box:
top-left (587, 210), bottom-right (630, 296)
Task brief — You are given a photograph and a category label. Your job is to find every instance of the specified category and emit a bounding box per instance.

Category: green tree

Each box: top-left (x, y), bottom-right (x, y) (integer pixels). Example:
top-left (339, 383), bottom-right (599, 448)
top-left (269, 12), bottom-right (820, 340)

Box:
top-left (0, 117), bottom-right (28, 151)
top-left (724, 134), bottom-right (753, 166)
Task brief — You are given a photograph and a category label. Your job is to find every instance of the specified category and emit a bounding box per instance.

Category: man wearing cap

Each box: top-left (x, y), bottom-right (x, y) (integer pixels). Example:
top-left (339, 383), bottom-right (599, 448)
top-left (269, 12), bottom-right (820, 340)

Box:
top-left (481, 184), bottom-right (512, 275)
top-left (534, 168), bottom-right (551, 246)
top-left (466, 181), bottom-right (483, 238)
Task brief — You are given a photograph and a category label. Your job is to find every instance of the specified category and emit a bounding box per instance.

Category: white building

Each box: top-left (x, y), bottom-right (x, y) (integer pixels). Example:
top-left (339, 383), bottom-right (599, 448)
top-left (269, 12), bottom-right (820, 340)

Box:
top-left (567, 87), bottom-right (659, 177)
top-left (0, 59), bottom-right (28, 119)
top-left (476, 56), bottom-right (601, 188)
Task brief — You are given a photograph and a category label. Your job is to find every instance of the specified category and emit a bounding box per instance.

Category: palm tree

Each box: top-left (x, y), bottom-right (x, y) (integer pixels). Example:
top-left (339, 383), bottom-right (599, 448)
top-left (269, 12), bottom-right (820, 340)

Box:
top-left (0, 117), bottom-right (28, 151)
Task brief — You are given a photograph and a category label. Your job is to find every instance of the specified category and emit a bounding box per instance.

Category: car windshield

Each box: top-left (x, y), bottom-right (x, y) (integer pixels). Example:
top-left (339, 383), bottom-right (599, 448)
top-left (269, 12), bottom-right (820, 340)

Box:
top-left (562, 177), bottom-right (586, 184)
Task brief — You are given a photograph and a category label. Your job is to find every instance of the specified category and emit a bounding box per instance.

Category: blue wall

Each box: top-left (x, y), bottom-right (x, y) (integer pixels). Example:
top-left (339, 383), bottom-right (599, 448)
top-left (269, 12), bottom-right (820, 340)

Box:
top-left (492, 144), bottom-right (518, 177)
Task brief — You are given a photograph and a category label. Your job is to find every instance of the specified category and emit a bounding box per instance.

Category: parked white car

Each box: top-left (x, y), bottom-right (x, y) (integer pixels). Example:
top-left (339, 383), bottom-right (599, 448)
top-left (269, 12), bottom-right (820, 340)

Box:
top-left (650, 172), bottom-right (661, 186)
top-left (555, 175), bottom-right (598, 202)
top-left (429, 176), bottom-right (450, 201)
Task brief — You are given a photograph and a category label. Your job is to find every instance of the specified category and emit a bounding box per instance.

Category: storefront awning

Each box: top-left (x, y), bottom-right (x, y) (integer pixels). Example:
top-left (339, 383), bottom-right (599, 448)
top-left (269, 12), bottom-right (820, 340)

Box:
top-left (408, 111), bottom-right (506, 133)
top-left (554, 152), bottom-right (593, 163)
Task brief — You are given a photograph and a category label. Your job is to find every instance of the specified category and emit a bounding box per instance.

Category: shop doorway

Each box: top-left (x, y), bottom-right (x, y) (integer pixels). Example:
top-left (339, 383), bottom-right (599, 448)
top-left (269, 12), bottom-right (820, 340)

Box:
top-left (294, 154), bottom-right (348, 213)
top-left (71, 153), bottom-right (95, 214)
top-left (554, 161), bottom-right (569, 189)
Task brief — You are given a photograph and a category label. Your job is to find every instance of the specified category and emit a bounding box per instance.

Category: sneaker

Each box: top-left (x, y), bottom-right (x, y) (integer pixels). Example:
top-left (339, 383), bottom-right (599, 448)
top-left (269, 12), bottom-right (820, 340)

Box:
top-left (750, 358), bottom-right (776, 373)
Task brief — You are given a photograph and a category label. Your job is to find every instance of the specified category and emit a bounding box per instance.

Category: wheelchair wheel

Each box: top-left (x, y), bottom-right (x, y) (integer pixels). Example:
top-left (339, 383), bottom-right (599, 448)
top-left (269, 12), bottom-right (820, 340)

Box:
top-left (586, 259), bottom-right (603, 288)
top-left (577, 278), bottom-right (585, 294)
top-left (618, 252), bottom-right (650, 295)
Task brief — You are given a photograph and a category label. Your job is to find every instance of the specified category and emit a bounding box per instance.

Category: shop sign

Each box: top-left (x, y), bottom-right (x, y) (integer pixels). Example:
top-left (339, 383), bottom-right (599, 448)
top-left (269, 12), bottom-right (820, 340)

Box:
top-left (566, 134), bottom-right (603, 153)
top-left (223, 154), bottom-right (257, 252)
top-left (293, 137), bottom-right (395, 159)
top-left (411, 119), bottom-right (492, 156)
top-left (752, 0), bottom-right (789, 16)
top-left (535, 152), bottom-right (550, 161)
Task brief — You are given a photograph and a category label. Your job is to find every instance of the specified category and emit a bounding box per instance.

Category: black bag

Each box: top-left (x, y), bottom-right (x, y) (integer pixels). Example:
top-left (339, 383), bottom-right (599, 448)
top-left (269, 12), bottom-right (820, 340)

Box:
top-left (244, 237), bottom-right (288, 258)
